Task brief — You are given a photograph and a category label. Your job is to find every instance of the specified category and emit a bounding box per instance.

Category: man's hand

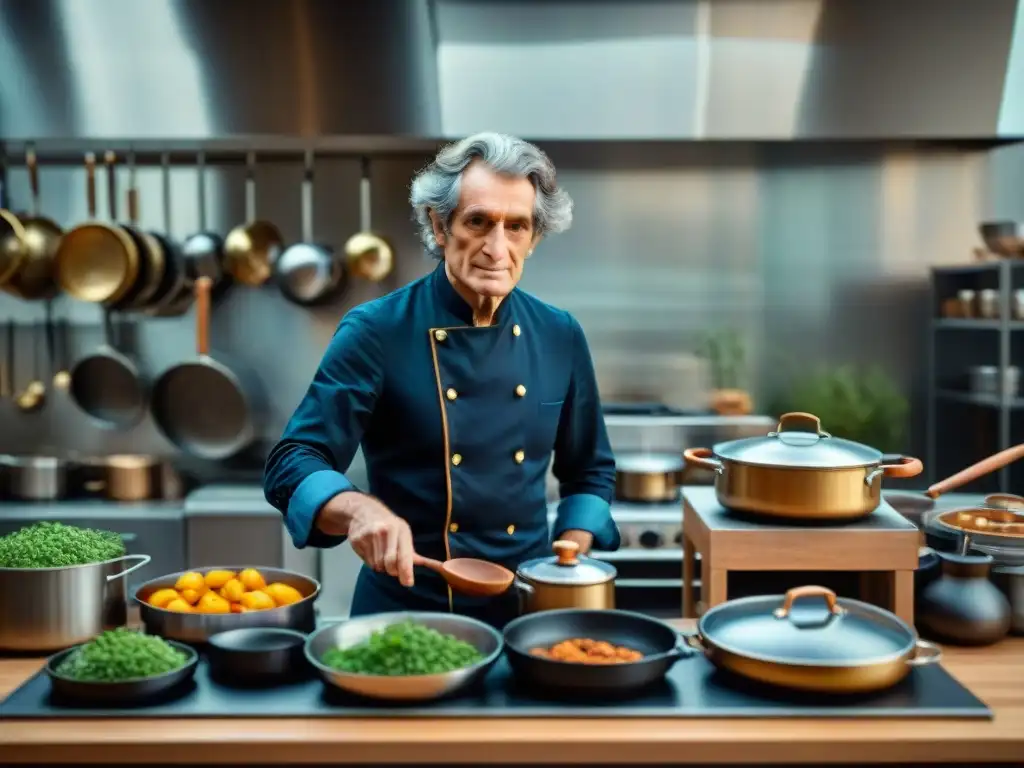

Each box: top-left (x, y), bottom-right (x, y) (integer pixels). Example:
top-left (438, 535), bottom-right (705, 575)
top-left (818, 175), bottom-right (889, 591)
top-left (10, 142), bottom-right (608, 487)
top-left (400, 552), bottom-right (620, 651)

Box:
top-left (558, 529), bottom-right (594, 554)
top-left (317, 492), bottom-right (416, 587)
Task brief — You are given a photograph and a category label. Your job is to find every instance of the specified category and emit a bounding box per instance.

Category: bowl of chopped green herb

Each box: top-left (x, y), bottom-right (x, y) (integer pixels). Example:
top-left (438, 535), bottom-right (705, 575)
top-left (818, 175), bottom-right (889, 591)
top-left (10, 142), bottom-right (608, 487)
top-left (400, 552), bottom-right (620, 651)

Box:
top-left (304, 612), bottom-right (503, 701)
top-left (0, 522), bottom-right (151, 652)
top-left (45, 627), bottom-right (198, 703)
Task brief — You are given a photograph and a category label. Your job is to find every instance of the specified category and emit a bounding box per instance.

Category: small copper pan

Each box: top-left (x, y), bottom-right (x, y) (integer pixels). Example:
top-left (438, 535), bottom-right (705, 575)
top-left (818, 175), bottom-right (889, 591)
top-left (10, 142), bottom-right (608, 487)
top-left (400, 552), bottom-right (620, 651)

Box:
top-left (53, 153), bottom-right (139, 305)
top-left (223, 151), bottom-right (283, 286)
top-left (4, 145), bottom-right (62, 300)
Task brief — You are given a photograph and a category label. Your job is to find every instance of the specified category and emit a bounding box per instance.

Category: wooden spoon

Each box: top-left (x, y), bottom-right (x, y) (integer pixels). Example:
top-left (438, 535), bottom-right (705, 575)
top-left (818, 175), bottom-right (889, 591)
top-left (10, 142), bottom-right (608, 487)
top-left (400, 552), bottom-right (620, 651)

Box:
top-left (412, 554), bottom-right (514, 598)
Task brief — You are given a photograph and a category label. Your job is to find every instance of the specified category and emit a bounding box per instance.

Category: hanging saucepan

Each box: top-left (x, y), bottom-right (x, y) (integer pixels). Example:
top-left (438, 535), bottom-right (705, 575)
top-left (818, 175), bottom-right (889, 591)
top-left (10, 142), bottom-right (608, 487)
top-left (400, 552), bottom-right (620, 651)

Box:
top-left (53, 153), bottom-right (139, 306)
top-left (683, 411), bottom-right (923, 521)
top-left (344, 156), bottom-right (394, 282)
top-left (4, 145), bottom-right (61, 300)
top-left (223, 151), bottom-right (284, 287)
top-left (273, 149), bottom-right (346, 306)
top-left (615, 453), bottom-right (685, 503)
top-left (885, 443), bottom-right (1024, 527)
top-left (684, 585), bottom-right (942, 694)
top-left (0, 152), bottom-right (29, 288)
top-left (150, 277), bottom-right (264, 460)
top-left (180, 150), bottom-right (229, 300)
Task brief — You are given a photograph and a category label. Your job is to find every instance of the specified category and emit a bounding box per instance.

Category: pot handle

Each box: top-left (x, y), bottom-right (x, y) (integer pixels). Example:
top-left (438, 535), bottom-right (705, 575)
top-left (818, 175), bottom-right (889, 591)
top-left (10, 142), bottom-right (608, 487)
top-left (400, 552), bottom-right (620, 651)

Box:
top-left (864, 455), bottom-right (924, 486)
top-left (773, 585), bottom-right (846, 622)
top-left (683, 448), bottom-right (723, 475)
top-left (772, 412), bottom-right (829, 437)
top-left (105, 554), bottom-right (151, 583)
top-left (905, 639), bottom-right (943, 667)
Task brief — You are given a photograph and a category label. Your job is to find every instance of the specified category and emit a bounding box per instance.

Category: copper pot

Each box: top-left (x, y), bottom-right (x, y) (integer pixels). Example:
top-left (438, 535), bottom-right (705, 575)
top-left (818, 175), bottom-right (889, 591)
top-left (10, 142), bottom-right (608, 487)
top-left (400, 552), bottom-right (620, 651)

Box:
top-left (684, 411), bottom-right (923, 521)
top-left (514, 541), bottom-right (616, 613)
top-left (82, 455), bottom-right (164, 502)
top-left (615, 453), bottom-right (684, 502)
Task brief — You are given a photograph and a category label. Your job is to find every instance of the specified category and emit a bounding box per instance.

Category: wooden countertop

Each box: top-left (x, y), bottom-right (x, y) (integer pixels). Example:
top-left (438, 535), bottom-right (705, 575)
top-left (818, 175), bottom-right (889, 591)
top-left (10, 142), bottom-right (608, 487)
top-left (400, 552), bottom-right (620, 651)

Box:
top-left (1, 620), bottom-right (1022, 766)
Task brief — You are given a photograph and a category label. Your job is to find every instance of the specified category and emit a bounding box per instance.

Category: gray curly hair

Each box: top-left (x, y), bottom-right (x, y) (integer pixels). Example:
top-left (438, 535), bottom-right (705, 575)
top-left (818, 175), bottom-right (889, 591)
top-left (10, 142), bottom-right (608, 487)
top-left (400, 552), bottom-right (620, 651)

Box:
top-left (409, 132), bottom-right (573, 259)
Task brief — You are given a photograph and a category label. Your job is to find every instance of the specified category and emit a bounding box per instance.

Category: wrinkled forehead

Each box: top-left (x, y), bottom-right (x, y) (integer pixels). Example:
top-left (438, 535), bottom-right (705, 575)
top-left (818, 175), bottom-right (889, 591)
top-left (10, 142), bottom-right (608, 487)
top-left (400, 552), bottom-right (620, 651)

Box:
top-left (454, 159), bottom-right (536, 221)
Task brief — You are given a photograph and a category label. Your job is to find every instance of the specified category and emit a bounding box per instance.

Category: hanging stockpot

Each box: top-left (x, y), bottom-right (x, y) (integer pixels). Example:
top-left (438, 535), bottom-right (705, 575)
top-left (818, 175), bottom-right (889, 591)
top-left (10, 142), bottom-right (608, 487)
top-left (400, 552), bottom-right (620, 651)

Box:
top-left (344, 156), bottom-right (394, 282)
top-left (223, 151), bottom-right (284, 287)
top-left (273, 149), bottom-right (346, 306)
top-left (683, 411), bottom-right (923, 521)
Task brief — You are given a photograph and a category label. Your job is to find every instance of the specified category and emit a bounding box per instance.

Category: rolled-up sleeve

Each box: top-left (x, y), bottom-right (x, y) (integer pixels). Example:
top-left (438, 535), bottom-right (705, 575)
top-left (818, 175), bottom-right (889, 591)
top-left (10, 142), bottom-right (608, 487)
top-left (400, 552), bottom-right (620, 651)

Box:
top-left (550, 315), bottom-right (620, 551)
top-left (263, 306), bottom-right (384, 549)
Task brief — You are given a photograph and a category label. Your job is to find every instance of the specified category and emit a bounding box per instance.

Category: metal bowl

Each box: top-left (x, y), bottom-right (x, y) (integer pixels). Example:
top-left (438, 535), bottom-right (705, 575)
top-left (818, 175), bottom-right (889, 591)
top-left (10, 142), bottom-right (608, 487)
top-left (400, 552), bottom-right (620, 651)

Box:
top-left (133, 565), bottom-right (320, 644)
top-left (45, 638), bottom-right (198, 703)
top-left (304, 611), bottom-right (503, 702)
top-left (979, 221), bottom-right (1024, 257)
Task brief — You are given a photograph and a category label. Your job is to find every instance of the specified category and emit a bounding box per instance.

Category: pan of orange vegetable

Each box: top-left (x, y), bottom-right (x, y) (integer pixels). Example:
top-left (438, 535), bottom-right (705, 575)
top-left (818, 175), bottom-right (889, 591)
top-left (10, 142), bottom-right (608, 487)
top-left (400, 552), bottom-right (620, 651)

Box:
top-left (502, 608), bottom-right (693, 694)
top-left (134, 565), bottom-right (320, 644)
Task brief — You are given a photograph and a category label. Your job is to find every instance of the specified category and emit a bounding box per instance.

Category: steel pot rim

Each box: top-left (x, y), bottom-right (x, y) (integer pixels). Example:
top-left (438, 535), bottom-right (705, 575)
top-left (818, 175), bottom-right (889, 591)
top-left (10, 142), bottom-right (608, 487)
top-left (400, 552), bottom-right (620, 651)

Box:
top-left (695, 591), bottom-right (922, 668)
top-left (0, 553), bottom-right (145, 575)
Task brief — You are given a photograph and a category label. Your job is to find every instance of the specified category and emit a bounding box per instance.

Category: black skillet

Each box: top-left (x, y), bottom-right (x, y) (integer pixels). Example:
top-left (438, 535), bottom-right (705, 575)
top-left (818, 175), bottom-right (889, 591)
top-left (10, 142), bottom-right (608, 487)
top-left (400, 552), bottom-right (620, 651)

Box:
top-left (503, 609), bottom-right (692, 695)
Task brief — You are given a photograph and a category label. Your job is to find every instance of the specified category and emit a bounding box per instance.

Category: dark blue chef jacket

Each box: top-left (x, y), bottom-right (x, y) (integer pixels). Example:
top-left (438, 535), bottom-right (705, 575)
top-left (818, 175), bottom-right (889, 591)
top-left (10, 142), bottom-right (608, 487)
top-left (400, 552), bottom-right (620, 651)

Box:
top-left (264, 261), bottom-right (619, 625)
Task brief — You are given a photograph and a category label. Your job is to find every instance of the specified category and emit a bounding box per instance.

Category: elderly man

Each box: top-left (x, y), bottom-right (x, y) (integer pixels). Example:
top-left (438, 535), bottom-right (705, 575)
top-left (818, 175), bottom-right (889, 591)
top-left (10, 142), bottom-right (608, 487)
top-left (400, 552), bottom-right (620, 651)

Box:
top-left (264, 132), bottom-right (618, 628)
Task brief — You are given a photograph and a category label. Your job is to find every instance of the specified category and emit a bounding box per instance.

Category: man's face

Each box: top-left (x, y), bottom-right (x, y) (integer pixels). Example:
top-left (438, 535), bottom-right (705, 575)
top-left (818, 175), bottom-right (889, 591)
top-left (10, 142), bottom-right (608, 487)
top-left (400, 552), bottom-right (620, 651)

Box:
top-left (431, 160), bottom-right (538, 299)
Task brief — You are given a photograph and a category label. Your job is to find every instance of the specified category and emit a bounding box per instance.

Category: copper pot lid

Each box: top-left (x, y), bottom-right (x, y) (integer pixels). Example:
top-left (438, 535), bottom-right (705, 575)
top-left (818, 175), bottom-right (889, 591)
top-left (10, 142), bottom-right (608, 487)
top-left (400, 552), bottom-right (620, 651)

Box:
top-left (517, 540), bottom-right (616, 586)
top-left (713, 411), bottom-right (881, 470)
top-left (697, 586), bottom-right (917, 666)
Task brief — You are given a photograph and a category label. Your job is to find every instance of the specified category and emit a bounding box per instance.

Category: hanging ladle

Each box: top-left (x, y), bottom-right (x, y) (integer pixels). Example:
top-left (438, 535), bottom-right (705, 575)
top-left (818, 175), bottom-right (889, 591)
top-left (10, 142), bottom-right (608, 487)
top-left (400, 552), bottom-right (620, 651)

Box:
top-left (411, 554), bottom-right (514, 598)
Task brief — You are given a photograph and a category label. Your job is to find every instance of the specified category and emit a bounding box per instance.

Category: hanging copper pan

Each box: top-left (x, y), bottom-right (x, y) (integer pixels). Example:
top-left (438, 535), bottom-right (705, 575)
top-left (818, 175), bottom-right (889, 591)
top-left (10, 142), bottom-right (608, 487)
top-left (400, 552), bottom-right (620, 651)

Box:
top-left (344, 156), bottom-right (393, 282)
top-left (223, 151), bottom-right (283, 286)
top-left (4, 145), bottom-right (61, 300)
top-left (53, 153), bottom-right (139, 305)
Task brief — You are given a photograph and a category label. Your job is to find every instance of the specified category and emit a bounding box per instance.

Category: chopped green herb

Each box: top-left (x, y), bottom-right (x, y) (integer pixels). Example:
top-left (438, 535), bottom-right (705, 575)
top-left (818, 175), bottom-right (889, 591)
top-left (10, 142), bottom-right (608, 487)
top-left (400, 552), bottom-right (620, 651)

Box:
top-left (0, 522), bottom-right (126, 569)
top-left (55, 628), bottom-right (189, 682)
top-left (321, 620), bottom-right (485, 676)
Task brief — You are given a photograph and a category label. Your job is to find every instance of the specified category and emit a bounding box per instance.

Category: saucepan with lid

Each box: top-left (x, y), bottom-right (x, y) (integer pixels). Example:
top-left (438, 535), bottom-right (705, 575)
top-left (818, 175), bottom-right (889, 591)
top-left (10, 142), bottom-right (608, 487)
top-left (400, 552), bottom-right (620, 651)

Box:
top-left (683, 411), bottom-right (923, 521)
top-left (615, 452), bottom-right (685, 503)
top-left (515, 540), bottom-right (617, 613)
top-left (684, 585), bottom-right (941, 694)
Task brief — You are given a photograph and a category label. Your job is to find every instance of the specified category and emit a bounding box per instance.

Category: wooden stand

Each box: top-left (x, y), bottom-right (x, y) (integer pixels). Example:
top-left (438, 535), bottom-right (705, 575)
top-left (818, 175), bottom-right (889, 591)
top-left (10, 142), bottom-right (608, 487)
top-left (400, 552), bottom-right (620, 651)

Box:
top-left (681, 487), bottom-right (919, 624)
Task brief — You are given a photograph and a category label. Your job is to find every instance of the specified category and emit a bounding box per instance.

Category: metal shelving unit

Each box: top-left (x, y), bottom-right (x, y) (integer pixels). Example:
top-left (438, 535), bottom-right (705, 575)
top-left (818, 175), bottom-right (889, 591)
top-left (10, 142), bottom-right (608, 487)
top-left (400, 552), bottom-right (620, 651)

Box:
top-left (926, 260), bottom-right (1022, 491)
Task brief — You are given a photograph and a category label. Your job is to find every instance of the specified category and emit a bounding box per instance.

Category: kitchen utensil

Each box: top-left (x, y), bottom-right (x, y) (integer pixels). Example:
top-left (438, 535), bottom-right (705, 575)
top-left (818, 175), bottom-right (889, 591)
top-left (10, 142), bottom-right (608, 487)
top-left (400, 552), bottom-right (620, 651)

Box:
top-left (344, 156), bottom-right (393, 282)
top-left (0, 153), bottom-right (28, 287)
top-left (45, 639), bottom-right (198, 703)
top-left (683, 411), bottom-right (923, 521)
top-left (67, 310), bottom-right (146, 429)
top-left (141, 151), bottom-right (191, 317)
top-left (957, 289), bottom-right (976, 317)
top-left (207, 627), bottom-right (308, 683)
top-left (304, 612), bottom-right (502, 702)
top-left (150, 276), bottom-right (263, 459)
top-left (515, 540), bottom-right (616, 613)
top-left (0, 554), bottom-right (151, 652)
top-left (503, 608), bottom-right (690, 694)
top-left (15, 321), bottom-right (46, 413)
top-left (134, 565), bottom-right (320, 643)
top-left (685, 585), bottom-right (942, 694)
top-left (917, 552), bottom-right (1011, 646)
top-left (979, 221), bottom-right (1024, 258)
top-left (0, 454), bottom-right (67, 500)
top-left (991, 564), bottom-right (1024, 635)
top-left (968, 365), bottom-right (1019, 398)
top-left (53, 153), bottom-right (139, 305)
top-left (82, 454), bottom-right (164, 502)
top-left (614, 453), bottom-right (684, 503)
top-left (180, 150), bottom-right (228, 298)
top-left (116, 151), bottom-right (167, 311)
top-left (273, 149), bottom-right (346, 305)
top-left (413, 554), bottom-right (514, 598)
top-left (886, 444), bottom-right (1024, 526)
top-left (4, 145), bottom-right (61, 300)
top-left (223, 151), bottom-right (283, 286)
top-left (932, 503), bottom-right (1024, 551)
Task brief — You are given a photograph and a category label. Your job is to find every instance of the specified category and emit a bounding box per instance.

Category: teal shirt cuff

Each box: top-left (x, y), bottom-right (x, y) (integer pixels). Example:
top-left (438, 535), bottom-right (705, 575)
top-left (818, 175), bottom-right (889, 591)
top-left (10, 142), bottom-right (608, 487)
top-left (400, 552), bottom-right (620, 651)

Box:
top-left (553, 493), bottom-right (620, 552)
top-left (286, 470), bottom-right (356, 549)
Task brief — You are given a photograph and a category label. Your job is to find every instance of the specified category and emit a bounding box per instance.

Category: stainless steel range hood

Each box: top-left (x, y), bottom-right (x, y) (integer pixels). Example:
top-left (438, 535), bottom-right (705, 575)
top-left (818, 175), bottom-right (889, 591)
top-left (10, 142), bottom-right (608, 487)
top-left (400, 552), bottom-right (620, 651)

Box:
top-left (0, 0), bottom-right (1021, 142)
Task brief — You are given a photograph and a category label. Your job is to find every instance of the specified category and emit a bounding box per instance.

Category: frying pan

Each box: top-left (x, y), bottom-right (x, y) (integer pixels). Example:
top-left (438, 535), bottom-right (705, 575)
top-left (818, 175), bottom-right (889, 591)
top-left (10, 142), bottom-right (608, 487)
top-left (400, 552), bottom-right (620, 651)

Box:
top-left (53, 153), bottom-right (139, 306)
top-left (223, 151), bottom-right (284, 287)
top-left (0, 153), bottom-right (28, 287)
top-left (67, 309), bottom-right (146, 429)
top-left (343, 157), bottom-right (393, 283)
top-left (503, 609), bottom-right (690, 694)
top-left (150, 276), bottom-right (264, 460)
top-left (180, 151), bottom-right (229, 299)
top-left (140, 152), bottom-right (190, 315)
top-left (4, 145), bottom-right (61, 300)
top-left (114, 151), bottom-right (165, 311)
top-left (885, 443), bottom-right (1024, 524)
top-left (273, 149), bottom-right (346, 306)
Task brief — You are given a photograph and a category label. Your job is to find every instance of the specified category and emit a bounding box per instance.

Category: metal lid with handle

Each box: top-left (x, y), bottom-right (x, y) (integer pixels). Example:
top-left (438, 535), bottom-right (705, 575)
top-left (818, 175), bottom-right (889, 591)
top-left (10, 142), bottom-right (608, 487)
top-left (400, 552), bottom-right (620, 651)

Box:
top-left (516, 540), bottom-right (616, 586)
